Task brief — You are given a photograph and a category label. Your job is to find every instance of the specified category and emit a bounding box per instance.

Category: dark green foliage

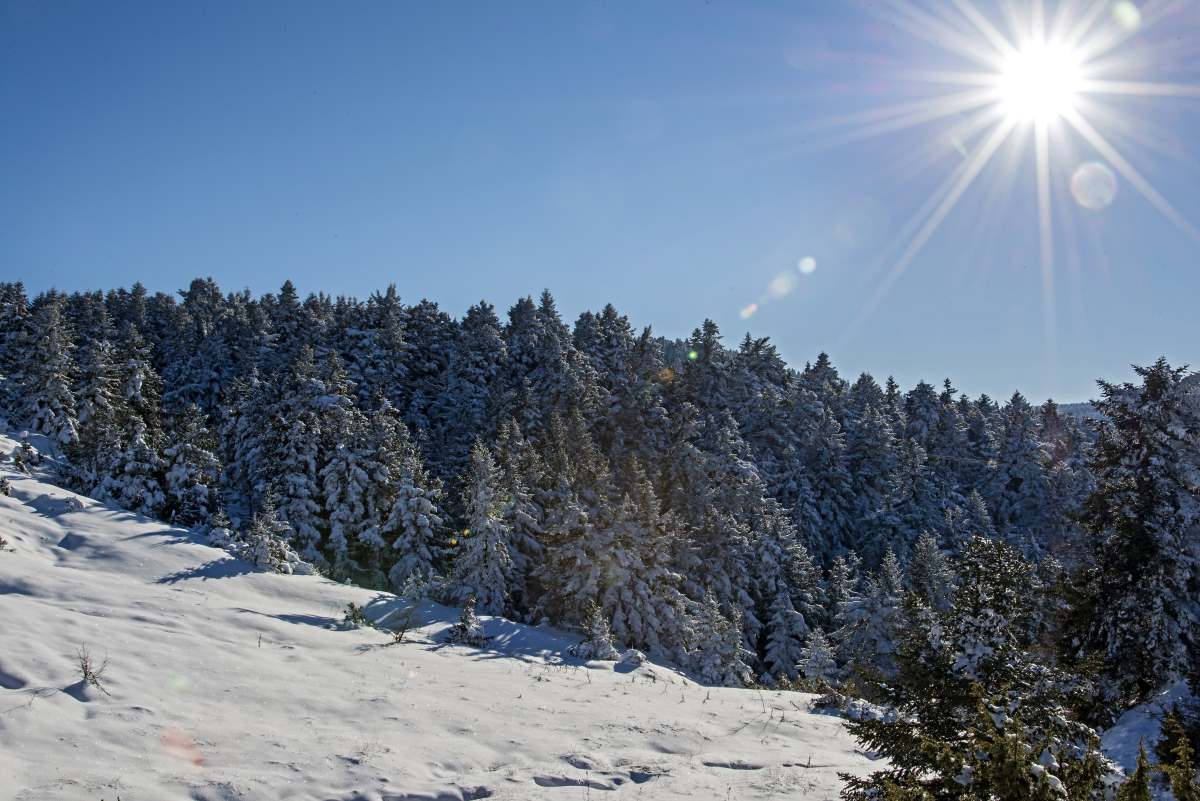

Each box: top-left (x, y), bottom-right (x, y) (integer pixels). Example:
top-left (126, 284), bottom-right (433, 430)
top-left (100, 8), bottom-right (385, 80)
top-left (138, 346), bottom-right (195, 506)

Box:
top-left (1113, 744), bottom-right (1151, 801)
top-left (840, 538), bottom-right (1107, 801)
top-left (1159, 710), bottom-right (1200, 801)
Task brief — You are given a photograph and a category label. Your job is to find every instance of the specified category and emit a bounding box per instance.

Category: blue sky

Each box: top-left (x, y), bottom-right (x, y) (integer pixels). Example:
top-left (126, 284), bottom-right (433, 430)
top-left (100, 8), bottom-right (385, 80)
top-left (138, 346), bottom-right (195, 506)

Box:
top-left (2, 0), bottom-right (1197, 401)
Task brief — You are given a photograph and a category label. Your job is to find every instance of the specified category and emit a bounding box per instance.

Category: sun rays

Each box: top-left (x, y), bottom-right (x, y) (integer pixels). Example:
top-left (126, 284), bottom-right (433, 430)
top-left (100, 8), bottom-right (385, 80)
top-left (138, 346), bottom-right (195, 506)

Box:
top-left (827, 0), bottom-right (1200, 353)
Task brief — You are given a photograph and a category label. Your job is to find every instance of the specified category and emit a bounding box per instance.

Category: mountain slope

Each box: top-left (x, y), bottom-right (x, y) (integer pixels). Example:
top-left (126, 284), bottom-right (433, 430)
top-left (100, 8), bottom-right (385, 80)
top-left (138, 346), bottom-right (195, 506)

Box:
top-left (0, 436), bottom-right (874, 801)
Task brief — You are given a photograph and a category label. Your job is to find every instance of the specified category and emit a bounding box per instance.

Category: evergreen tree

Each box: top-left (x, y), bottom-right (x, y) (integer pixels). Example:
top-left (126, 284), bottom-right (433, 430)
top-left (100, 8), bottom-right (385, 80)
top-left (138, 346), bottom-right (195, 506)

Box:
top-left (571, 602), bottom-right (621, 660)
top-left (841, 537), bottom-right (1109, 801)
top-left (95, 420), bottom-right (166, 518)
top-left (688, 592), bottom-right (754, 687)
top-left (22, 294), bottom-right (78, 445)
top-left (1114, 744), bottom-right (1152, 801)
top-left (762, 588), bottom-right (808, 681)
top-left (378, 420), bottom-right (446, 592)
top-left (799, 629), bottom-right (838, 684)
top-left (162, 405), bottom-right (219, 527)
top-left (453, 441), bottom-right (513, 615)
top-left (1073, 359), bottom-right (1200, 706)
top-left (909, 531), bottom-right (954, 612)
top-left (448, 595), bottom-right (486, 646)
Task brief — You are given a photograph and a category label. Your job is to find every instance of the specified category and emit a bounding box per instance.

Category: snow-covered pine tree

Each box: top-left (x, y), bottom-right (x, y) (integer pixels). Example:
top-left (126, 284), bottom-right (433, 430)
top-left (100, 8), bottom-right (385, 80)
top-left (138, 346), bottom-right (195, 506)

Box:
top-left (762, 588), bottom-right (808, 682)
top-left (687, 592), bottom-right (754, 687)
top-left (834, 549), bottom-right (904, 683)
top-left (453, 440), bottom-right (513, 615)
top-left (841, 536), bottom-right (1110, 800)
top-left (319, 403), bottom-right (373, 579)
top-left (95, 420), bottom-right (166, 518)
top-left (162, 404), bottom-right (219, 528)
top-left (429, 301), bottom-right (505, 488)
top-left (115, 321), bottom-right (164, 442)
top-left (571, 602), bottom-right (620, 661)
top-left (798, 629), bottom-right (838, 685)
top-left (908, 531), bottom-right (954, 611)
top-left (269, 346), bottom-right (327, 562)
top-left (448, 594), bottom-right (486, 646)
top-left (68, 319), bottom-right (122, 492)
top-left (21, 293), bottom-right (78, 446)
top-left (377, 416), bottom-right (446, 593)
top-left (0, 282), bottom-right (29, 421)
top-left (1072, 359), bottom-right (1200, 708)
top-left (986, 391), bottom-right (1051, 555)
top-left (492, 418), bottom-right (544, 614)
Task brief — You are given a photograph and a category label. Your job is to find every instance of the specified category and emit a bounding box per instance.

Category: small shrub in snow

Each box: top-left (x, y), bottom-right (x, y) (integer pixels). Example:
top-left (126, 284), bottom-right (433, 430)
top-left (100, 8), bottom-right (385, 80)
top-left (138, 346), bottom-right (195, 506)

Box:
top-left (343, 602), bottom-right (371, 629)
top-left (447, 595), bottom-right (486, 646)
top-left (570, 604), bottom-right (620, 661)
top-left (61, 496), bottom-right (82, 512)
top-left (0, 476), bottom-right (10, 496)
top-left (76, 644), bottom-right (111, 696)
top-left (0, 532), bottom-right (9, 551)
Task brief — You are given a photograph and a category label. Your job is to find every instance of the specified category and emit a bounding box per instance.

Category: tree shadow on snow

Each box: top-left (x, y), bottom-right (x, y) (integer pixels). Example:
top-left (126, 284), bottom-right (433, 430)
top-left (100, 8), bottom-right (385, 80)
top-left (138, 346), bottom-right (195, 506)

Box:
top-left (359, 597), bottom-right (583, 666)
top-left (157, 557), bottom-right (256, 584)
top-left (233, 608), bottom-right (341, 629)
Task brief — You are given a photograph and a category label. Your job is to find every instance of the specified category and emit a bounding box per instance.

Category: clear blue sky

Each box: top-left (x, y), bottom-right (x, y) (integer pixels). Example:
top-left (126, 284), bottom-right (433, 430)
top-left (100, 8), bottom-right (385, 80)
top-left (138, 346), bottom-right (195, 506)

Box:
top-left (2, 0), bottom-right (1197, 401)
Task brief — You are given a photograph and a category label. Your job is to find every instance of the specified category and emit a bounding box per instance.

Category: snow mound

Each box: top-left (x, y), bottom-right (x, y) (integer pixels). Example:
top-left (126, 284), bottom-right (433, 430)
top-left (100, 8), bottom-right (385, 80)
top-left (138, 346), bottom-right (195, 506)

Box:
top-left (0, 441), bottom-right (874, 800)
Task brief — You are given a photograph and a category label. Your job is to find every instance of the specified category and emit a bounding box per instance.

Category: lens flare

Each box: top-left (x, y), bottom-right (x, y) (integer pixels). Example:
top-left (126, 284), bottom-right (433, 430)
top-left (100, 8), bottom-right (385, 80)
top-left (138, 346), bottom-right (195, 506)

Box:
top-left (739, 302), bottom-right (759, 319)
top-left (798, 256), bottom-right (817, 274)
top-left (767, 272), bottom-right (797, 298)
top-left (1071, 162), bottom-right (1118, 209)
top-left (1111, 1), bottom-right (1142, 32)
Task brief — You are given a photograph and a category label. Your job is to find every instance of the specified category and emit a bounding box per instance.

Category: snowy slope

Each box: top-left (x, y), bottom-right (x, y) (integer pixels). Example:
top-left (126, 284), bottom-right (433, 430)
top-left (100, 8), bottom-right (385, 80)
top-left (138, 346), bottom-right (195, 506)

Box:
top-left (0, 436), bottom-right (875, 801)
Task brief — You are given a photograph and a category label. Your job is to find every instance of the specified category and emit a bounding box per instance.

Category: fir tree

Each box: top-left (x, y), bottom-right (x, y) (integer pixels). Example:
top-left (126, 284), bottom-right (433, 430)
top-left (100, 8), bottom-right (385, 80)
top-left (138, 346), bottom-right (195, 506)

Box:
top-left (453, 440), bottom-right (514, 615)
top-left (1073, 359), bottom-right (1200, 706)
top-left (448, 595), bottom-right (486, 646)
top-left (841, 537), bottom-right (1109, 801)
top-left (799, 629), bottom-right (838, 685)
top-left (1114, 744), bottom-right (1152, 801)
top-left (162, 405), bottom-right (219, 528)
top-left (22, 294), bottom-right (78, 446)
top-left (571, 602), bottom-right (620, 660)
top-left (762, 588), bottom-right (808, 681)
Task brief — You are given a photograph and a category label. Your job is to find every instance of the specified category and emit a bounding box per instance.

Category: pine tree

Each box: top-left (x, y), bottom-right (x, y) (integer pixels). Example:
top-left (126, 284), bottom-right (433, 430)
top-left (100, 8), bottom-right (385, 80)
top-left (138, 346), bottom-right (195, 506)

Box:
top-left (688, 592), bottom-right (754, 687)
top-left (799, 629), bottom-right (838, 685)
top-left (762, 588), bottom-right (808, 681)
top-left (841, 537), bottom-right (1109, 801)
top-left (909, 531), bottom-right (955, 612)
top-left (379, 420), bottom-right (446, 592)
top-left (1073, 359), bottom-right (1200, 706)
top-left (95, 420), bottom-right (166, 518)
top-left (1114, 744), bottom-right (1152, 801)
top-left (571, 602), bottom-right (620, 660)
top-left (1159, 710), bottom-right (1200, 801)
top-left (448, 595), bottom-right (486, 646)
top-left (22, 294), bottom-right (78, 446)
top-left (453, 441), bottom-right (514, 615)
top-left (162, 405), bottom-right (219, 528)
top-left (986, 391), bottom-right (1051, 553)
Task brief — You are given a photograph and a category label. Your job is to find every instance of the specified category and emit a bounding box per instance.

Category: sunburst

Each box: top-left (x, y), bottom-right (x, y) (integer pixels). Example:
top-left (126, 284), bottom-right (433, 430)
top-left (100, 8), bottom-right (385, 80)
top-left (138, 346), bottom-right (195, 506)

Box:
top-left (825, 0), bottom-right (1200, 357)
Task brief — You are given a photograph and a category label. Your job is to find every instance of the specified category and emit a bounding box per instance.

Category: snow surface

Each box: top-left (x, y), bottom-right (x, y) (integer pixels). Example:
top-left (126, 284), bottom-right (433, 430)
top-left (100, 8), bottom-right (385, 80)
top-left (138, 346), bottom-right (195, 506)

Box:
top-left (0, 434), bottom-right (876, 801)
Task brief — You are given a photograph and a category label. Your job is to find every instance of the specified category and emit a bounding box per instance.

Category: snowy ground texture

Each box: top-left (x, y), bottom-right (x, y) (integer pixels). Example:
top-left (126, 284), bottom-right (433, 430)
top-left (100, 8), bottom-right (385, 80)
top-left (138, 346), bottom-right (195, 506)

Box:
top-left (0, 434), bottom-right (876, 801)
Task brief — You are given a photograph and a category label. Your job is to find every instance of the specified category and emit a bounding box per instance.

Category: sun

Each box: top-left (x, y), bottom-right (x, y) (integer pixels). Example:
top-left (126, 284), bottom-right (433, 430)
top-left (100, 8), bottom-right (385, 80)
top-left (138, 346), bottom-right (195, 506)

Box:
top-left (996, 42), bottom-right (1082, 123)
top-left (811, 0), bottom-right (1200, 359)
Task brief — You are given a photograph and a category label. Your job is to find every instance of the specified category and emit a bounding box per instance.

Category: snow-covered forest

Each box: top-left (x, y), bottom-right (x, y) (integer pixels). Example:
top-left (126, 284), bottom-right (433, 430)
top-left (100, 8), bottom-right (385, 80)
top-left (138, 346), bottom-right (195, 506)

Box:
top-left (1, 277), bottom-right (1198, 799)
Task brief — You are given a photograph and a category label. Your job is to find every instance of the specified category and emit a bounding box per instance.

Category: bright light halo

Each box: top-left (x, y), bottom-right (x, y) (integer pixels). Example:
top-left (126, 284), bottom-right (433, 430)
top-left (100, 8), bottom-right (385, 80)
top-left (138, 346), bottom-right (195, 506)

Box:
top-left (996, 42), bottom-right (1082, 123)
